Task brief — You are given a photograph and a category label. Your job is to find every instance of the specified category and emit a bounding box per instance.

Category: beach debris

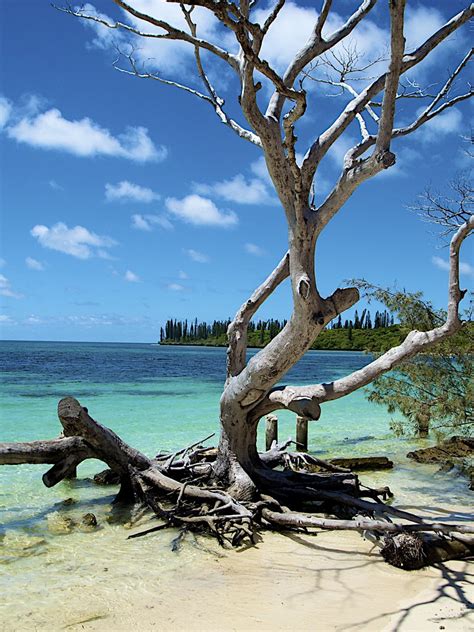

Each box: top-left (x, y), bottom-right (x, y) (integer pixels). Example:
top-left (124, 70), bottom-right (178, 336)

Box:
top-left (93, 469), bottom-right (121, 486)
top-left (62, 497), bottom-right (77, 506)
top-left (407, 436), bottom-right (474, 463)
top-left (329, 456), bottom-right (394, 471)
top-left (381, 533), bottom-right (426, 570)
top-left (407, 436), bottom-right (474, 490)
top-left (81, 513), bottom-right (98, 529)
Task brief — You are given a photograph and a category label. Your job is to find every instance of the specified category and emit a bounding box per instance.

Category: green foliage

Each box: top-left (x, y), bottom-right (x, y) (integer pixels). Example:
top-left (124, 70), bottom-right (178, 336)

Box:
top-left (358, 282), bottom-right (474, 439)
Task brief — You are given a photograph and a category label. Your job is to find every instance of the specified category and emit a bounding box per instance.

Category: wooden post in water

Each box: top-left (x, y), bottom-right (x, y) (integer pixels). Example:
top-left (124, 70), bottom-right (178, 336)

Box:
top-left (265, 414), bottom-right (278, 450)
top-left (296, 416), bottom-right (308, 452)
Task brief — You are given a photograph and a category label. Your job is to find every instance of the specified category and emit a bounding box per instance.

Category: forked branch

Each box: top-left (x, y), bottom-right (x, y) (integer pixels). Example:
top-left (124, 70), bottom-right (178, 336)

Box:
top-left (259, 215), bottom-right (473, 416)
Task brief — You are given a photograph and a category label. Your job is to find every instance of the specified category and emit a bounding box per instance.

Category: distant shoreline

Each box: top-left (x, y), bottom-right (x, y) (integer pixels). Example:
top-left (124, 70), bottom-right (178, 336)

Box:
top-left (160, 325), bottom-right (406, 353)
top-left (159, 341), bottom-right (374, 352)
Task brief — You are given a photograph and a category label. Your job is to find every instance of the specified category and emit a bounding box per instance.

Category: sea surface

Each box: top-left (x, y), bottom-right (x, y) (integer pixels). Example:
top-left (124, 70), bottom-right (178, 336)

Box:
top-left (0, 341), bottom-right (472, 629)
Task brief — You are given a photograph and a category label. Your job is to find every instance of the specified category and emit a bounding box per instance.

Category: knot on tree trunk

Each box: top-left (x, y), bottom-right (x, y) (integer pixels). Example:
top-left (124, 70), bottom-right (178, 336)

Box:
top-left (297, 275), bottom-right (311, 300)
top-left (377, 150), bottom-right (396, 169)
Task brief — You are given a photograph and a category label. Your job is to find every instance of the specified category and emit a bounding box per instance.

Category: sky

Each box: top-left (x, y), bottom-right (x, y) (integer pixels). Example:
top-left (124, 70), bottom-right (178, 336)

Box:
top-left (0, 0), bottom-right (472, 342)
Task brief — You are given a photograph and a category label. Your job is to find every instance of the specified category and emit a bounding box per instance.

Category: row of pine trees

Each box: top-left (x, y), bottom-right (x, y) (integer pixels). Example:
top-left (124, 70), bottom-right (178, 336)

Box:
top-left (160, 310), bottom-right (394, 343)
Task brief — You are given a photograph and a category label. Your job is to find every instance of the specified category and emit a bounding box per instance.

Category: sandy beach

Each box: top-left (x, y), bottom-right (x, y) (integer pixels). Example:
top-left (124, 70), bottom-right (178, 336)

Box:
top-left (5, 528), bottom-right (471, 632)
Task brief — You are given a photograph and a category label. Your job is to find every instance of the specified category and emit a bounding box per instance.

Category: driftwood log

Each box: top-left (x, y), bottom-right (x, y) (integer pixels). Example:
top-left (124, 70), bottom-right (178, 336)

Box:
top-left (1, 396), bottom-right (473, 567)
top-left (329, 456), bottom-right (394, 470)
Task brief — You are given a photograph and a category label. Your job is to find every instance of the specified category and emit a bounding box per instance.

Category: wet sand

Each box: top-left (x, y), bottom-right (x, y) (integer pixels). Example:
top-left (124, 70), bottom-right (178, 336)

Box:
top-left (6, 529), bottom-right (471, 632)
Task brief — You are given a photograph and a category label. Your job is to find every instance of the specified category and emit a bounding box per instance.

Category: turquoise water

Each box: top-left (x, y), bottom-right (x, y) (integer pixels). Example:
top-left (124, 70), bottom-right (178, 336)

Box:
top-left (0, 341), bottom-right (472, 629)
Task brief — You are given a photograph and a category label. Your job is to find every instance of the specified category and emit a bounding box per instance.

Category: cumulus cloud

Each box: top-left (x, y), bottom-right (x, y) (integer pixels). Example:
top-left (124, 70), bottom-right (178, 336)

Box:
top-left (178, 270), bottom-right (188, 279)
top-left (417, 109), bottom-right (463, 143)
top-left (25, 257), bottom-right (45, 271)
top-left (31, 222), bottom-right (117, 259)
top-left (0, 274), bottom-right (23, 299)
top-left (80, 1), bottom-right (220, 74)
top-left (105, 180), bottom-right (160, 203)
top-left (0, 96), bottom-right (12, 130)
top-left (0, 314), bottom-right (14, 324)
top-left (185, 249), bottom-right (209, 263)
top-left (432, 256), bottom-right (474, 277)
top-left (7, 106), bottom-right (165, 162)
top-left (252, 2), bottom-right (386, 74)
top-left (167, 283), bottom-right (185, 291)
top-left (245, 242), bottom-right (265, 256)
top-left (131, 213), bottom-right (173, 231)
top-left (326, 134), bottom-right (357, 167)
top-left (193, 174), bottom-right (275, 205)
top-left (166, 194), bottom-right (237, 227)
top-left (124, 270), bottom-right (140, 282)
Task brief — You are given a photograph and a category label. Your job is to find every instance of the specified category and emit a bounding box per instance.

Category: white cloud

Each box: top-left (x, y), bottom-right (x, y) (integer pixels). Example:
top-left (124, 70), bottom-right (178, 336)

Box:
top-left (20, 312), bottom-right (151, 327)
top-left (25, 257), bottom-right (45, 271)
top-left (105, 180), bottom-right (160, 203)
top-left (326, 134), bottom-right (357, 167)
top-left (404, 6), bottom-right (445, 51)
top-left (131, 213), bottom-right (173, 231)
top-left (31, 222), bottom-right (117, 259)
top-left (24, 315), bottom-right (43, 325)
top-left (0, 314), bottom-right (14, 324)
top-left (252, 2), bottom-right (386, 74)
top-left (417, 109), bottom-right (463, 143)
top-left (167, 283), bottom-right (185, 291)
top-left (166, 194), bottom-right (237, 227)
top-left (253, 2), bottom-right (320, 71)
top-left (124, 270), bottom-right (140, 282)
top-left (432, 256), bottom-right (474, 277)
top-left (0, 258), bottom-right (6, 268)
top-left (81, 1), bottom-right (220, 74)
top-left (0, 96), bottom-right (12, 130)
top-left (49, 179), bottom-right (63, 191)
top-left (0, 274), bottom-right (23, 299)
top-left (194, 174), bottom-right (275, 205)
top-left (250, 156), bottom-right (271, 183)
top-left (375, 145), bottom-right (422, 179)
top-left (245, 242), bottom-right (265, 257)
top-left (185, 249), bottom-right (210, 263)
top-left (7, 107), bottom-right (165, 162)
top-left (178, 270), bottom-right (188, 280)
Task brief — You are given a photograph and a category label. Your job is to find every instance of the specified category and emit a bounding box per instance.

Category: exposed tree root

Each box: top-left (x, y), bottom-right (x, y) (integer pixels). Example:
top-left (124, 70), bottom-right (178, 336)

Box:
top-left (1, 397), bottom-right (473, 568)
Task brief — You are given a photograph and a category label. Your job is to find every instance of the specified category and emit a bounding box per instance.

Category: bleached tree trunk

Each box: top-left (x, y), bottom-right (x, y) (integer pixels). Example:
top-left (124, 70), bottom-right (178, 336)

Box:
top-left (1, 1), bottom-right (473, 554)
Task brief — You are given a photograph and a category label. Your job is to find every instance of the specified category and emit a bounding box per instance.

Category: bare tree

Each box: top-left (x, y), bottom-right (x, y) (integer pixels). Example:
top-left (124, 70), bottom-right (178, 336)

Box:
top-left (1, 1), bottom-right (474, 566)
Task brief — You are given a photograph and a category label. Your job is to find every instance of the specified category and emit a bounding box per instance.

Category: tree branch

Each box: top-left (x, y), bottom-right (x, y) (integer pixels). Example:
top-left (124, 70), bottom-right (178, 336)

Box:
top-left (374, 0), bottom-right (406, 154)
top-left (266, 0), bottom-right (378, 121)
top-left (227, 252), bottom-right (289, 378)
top-left (262, 215), bottom-right (473, 416)
top-left (301, 4), bottom-right (474, 192)
top-left (339, 48), bottom-right (473, 171)
top-left (58, 2), bottom-right (239, 70)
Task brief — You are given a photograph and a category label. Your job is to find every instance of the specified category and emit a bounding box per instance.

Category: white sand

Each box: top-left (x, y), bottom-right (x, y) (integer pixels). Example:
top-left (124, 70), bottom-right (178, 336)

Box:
top-left (25, 530), bottom-right (472, 632)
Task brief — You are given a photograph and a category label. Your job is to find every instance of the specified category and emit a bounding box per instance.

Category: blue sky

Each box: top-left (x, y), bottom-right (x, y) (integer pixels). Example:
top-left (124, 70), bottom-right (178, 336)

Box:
top-left (0, 0), bottom-right (472, 342)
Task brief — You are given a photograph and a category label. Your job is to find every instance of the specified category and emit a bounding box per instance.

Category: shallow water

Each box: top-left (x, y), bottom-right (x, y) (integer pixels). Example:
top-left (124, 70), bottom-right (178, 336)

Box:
top-left (0, 341), bottom-right (472, 629)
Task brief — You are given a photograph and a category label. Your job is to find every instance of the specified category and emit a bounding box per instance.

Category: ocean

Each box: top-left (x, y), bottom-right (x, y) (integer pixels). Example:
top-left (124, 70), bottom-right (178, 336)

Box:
top-left (0, 341), bottom-right (472, 629)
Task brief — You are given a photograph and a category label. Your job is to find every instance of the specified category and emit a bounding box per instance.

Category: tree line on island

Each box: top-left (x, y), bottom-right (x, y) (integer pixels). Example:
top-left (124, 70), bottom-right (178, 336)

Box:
top-left (159, 309), bottom-right (399, 352)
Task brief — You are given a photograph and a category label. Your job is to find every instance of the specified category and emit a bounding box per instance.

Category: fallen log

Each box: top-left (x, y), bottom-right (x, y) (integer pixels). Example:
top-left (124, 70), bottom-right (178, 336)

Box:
top-left (329, 456), bottom-right (394, 470)
top-left (407, 436), bottom-right (474, 463)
